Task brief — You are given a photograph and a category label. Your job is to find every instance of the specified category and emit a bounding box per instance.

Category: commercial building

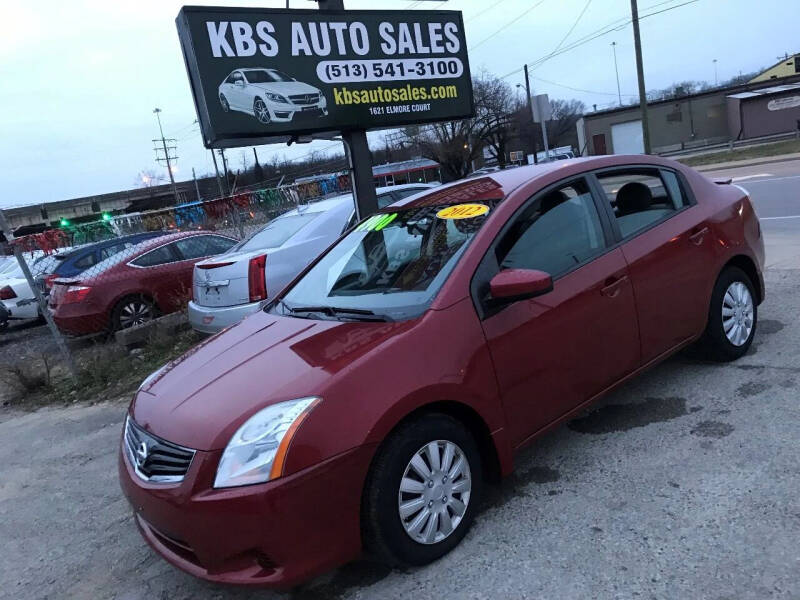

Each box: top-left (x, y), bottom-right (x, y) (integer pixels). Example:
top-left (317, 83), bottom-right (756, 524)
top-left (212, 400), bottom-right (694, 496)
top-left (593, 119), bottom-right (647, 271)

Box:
top-left (577, 73), bottom-right (800, 156)
top-left (750, 53), bottom-right (800, 83)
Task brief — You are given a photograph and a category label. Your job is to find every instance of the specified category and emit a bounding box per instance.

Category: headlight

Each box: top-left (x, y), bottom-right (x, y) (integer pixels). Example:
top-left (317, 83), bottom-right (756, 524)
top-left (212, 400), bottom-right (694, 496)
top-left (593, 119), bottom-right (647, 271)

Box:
top-left (214, 397), bottom-right (320, 488)
top-left (319, 94), bottom-right (327, 107)
top-left (265, 92), bottom-right (288, 104)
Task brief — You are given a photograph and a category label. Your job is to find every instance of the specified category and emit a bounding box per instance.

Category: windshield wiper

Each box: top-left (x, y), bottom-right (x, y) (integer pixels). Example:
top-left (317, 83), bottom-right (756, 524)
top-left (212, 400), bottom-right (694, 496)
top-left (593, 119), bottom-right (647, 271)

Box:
top-left (288, 305), bottom-right (393, 322)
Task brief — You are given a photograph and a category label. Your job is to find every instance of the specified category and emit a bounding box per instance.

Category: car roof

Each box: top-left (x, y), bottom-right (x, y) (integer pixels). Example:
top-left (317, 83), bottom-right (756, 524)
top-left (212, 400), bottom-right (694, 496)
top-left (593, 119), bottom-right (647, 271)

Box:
top-left (279, 183), bottom-right (435, 217)
top-left (394, 155), bottom-right (682, 210)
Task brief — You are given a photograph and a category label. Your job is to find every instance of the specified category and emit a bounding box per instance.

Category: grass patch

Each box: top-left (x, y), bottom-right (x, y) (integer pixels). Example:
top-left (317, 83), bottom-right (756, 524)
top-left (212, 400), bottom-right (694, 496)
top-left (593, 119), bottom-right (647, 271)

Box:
top-left (678, 138), bottom-right (800, 167)
top-left (7, 329), bottom-right (205, 408)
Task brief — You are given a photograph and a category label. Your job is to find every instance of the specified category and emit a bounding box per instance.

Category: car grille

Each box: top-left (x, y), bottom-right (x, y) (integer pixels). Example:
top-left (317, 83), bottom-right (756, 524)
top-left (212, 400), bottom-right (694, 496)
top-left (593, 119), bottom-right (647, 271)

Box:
top-left (289, 93), bottom-right (319, 105)
top-left (124, 417), bottom-right (195, 483)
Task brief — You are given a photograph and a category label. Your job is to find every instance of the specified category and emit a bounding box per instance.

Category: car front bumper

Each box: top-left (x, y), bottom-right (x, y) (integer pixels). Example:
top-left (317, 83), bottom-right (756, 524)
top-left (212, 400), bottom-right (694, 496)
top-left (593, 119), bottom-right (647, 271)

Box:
top-left (187, 299), bottom-right (264, 334)
top-left (266, 100), bottom-right (328, 122)
top-left (118, 436), bottom-right (373, 588)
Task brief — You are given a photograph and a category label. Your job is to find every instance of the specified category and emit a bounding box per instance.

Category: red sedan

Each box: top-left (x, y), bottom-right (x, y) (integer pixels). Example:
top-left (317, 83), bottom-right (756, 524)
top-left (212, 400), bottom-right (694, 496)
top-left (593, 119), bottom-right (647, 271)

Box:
top-left (50, 232), bottom-right (235, 335)
top-left (119, 156), bottom-right (764, 587)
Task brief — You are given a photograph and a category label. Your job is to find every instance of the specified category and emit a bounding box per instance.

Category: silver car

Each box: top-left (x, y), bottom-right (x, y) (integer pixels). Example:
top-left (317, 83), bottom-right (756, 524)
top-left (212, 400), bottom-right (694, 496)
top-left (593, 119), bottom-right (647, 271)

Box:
top-left (188, 184), bottom-right (435, 333)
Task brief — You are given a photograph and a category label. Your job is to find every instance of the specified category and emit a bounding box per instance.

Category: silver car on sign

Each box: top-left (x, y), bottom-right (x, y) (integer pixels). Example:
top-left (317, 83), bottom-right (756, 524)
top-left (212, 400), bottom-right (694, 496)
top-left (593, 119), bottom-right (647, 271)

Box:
top-left (188, 184), bottom-right (436, 334)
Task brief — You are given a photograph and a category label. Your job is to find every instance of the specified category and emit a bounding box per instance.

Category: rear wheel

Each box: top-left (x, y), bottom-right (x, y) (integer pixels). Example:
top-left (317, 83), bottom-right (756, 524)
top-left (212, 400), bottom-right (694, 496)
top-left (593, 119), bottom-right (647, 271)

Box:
top-left (111, 295), bottom-right (157, 331)
top-left (696, 266), bottom-right (757, 361)
top-left (362, 413), bottom-right (482, 566)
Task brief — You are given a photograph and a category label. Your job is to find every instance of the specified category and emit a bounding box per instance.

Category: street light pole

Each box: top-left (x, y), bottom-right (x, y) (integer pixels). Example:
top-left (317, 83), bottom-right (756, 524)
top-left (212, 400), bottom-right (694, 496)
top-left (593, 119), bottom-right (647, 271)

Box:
top-left (630, 0), bottom-right (651, 154)
top-left (612, 41), bottom-right (623, 106)
top-left (713, 59), bottom-right (718, 86)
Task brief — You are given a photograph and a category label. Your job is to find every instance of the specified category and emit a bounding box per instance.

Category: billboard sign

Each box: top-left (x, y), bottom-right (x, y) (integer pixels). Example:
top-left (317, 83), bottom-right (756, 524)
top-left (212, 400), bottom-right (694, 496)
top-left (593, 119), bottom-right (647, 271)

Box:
top-left (176, 6), bottom-right (474, 148)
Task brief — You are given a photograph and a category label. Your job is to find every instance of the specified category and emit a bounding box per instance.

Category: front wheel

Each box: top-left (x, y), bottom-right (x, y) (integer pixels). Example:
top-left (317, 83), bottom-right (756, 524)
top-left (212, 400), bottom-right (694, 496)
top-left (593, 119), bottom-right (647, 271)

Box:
top-left (253, 98), bottom-right (271, 124)
top-left (220, 94), bottom-right (230, 112)
top-left (696, 266), bottom-right (757, 361)
top-left (362, 413), bottom-right (482, 566)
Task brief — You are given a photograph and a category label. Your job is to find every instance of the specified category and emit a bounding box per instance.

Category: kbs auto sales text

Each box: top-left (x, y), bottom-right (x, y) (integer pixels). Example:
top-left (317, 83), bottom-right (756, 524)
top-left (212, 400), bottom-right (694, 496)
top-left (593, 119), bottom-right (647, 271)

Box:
top-left (207, 20), bottom-right (462, 58)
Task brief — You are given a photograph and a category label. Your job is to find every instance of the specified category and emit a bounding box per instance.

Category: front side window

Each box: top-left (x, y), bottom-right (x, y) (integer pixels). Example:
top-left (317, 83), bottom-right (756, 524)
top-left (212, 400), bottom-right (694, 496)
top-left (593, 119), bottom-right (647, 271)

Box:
top-left (274, 201), bottom-right (500, 321)
top-left (496, 180), bottom-right (606, 277)
top-left (595, 168), bottom-right (685, 238)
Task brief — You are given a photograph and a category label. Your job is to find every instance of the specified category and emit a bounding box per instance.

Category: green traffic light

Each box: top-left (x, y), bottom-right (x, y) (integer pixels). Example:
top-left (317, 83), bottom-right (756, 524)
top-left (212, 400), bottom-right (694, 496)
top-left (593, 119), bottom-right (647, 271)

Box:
top-left (59, 218), bottom-right (70, 227)
top-left (102, 212), bottom-right (112, 221)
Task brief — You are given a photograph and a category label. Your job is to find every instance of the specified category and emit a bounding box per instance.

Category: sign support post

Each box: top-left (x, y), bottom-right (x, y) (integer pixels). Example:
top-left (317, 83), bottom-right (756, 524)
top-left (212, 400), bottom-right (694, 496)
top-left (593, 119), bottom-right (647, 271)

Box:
top-left (317, 0), bottom-right (378, 220)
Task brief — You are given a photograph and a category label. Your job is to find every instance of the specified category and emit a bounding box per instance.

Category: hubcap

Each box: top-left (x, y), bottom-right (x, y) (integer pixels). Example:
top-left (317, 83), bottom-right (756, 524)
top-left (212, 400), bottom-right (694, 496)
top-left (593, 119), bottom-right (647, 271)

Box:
top-left (255, 100), bottom-right (270, 124)
top-left (722, 281), bottom-right (754, 346)
top-left (119, 301), bottom-right (152, 329)
top-left (397, 440), bottom-right (472, 545)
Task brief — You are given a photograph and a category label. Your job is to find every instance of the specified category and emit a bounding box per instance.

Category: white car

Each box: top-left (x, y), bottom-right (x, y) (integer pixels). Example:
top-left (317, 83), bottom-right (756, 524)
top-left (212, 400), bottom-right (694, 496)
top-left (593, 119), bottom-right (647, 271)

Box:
top-left (188, 184), bottom-right (435, 334)
top-left (219, 68), bottom-right (327, 124)
top-left (0, 261), bottom-right (40, 321)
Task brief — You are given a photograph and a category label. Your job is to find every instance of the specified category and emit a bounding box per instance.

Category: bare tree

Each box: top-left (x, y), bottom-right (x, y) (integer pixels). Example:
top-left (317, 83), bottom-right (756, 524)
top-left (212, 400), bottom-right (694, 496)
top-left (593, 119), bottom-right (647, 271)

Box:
top-left (546, 99), bottom-right (586, 150)
top-left (135, 169), bottom-right (163, 188)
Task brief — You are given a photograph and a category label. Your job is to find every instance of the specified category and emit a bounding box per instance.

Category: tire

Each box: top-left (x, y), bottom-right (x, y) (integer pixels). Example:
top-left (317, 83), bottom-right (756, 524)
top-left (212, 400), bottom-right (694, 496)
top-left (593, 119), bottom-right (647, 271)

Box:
top-left (111, 295), bottom-right (157, 332)
top-left (220, 94), bottom-right (230, 112)
top-left (696, 266), bottom-right (757, 361)
top-left (362, 413), bottom-right (482, 567)
top-left (253, 98), bottom-right (271, 124)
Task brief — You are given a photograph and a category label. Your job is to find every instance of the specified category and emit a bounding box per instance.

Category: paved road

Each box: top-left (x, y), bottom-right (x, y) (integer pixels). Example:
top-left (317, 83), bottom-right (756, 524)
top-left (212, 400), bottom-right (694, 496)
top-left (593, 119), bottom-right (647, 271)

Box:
top-left (704, 158), bottom-right (800, 269)
top-left (1, 266), bottom-right (798, 600)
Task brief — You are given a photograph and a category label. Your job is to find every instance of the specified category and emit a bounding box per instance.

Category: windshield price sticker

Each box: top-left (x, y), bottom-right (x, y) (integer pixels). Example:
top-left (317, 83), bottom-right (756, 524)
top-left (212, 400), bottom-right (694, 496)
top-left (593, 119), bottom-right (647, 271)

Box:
top-left (436, 204), bottom-right (489, 220)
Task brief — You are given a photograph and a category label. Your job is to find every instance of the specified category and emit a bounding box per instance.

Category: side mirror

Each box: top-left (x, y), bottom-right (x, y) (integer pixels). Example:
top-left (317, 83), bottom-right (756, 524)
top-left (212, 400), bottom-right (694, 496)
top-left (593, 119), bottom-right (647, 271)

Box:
top-left (235, 80), bottom-right (245, 87)
top-left (489, 269), bottom-right (553, 304)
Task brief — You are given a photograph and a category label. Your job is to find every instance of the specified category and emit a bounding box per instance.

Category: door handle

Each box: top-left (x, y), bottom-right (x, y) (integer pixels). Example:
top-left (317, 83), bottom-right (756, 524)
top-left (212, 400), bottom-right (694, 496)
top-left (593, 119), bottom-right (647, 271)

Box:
top-left (600, 275), bottom-right (628, 298)
top-left (689, 226), bottom-right (709, 246)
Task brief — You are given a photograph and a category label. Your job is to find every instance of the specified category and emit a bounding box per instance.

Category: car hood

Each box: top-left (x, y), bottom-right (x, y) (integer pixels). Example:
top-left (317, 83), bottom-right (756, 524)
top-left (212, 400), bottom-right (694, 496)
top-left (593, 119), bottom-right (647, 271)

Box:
top-left (250, 81), bottom-right (319, 96)
top-left (131, 309), bottom-right (413, 451)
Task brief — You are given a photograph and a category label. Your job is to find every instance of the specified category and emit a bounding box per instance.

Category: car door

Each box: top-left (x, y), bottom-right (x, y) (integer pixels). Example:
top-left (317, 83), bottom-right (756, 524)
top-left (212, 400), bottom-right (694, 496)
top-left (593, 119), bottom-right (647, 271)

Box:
top-left (591, 166), bottom-right (716, 364)
top-left (475, 177), bottom-right (640, 447)
top-left (228, 71), bottom-right (246, 109)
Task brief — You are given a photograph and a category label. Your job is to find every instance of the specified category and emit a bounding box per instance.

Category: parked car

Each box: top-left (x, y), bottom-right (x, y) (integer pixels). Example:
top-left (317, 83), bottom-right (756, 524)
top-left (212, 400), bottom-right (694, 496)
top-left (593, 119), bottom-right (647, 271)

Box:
top-left (0, 261), bottom-right (40, 321)
top-left (36, 232), bottom-right (167, 293)
top-left (120, 156), bottom-right (763, 587)
top-left (0, 301), bottom-right (9, 330)
top-left (50, 232), bottom-right (236, 335)
top-left (188, 183), bottom-right (435, 333)
top-left (219, 68), bottom-right (327, 125)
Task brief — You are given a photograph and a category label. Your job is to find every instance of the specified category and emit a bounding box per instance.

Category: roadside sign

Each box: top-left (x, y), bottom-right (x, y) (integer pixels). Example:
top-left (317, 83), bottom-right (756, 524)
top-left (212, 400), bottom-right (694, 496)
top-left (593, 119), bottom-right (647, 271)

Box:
top-left (531, 93), bottom-right (551, 123)
top-left (176, 6), bottom-right (475, 148)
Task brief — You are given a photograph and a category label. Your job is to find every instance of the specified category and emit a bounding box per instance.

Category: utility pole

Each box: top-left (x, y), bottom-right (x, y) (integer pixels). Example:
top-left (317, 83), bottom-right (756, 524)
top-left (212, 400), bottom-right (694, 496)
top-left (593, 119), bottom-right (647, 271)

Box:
top-left (630, 0), bottom-right (651, 154)
top-left (219, 149), bottom-right (230, 189)
top-left (0, 210), bottom-right (77, 379)
top-left (523, 64), bottom-right (538, 164)
top-left (211, 150), bottom-right (226, 198)
top-left (317, 0), bottom-right (378, 220)
top-left (612, 42), bottom-right (623, 106)
top-left (191, 167), bottom-right (201, 201)
top-left (152, 108), bottom-right (181, 202)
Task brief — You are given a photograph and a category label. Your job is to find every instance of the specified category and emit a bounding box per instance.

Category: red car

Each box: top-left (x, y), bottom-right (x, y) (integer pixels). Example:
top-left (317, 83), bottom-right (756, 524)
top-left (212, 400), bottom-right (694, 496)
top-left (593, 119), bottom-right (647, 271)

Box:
top-left (119, 156), bottom-right (763, 587)
top-left (50, 232), bottom-right (236, 335)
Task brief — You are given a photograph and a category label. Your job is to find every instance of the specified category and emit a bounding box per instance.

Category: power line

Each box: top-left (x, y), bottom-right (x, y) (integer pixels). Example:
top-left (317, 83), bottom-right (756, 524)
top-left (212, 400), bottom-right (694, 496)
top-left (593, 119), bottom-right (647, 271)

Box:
top-left (465, 0), bottom-right (508, 23)
top-left (544, 0), bottom-right (594, 63)
top-left (499, 0), bottom-right (699, 80)
top-left (469, 0), bottom-right (549, 51)
top-left (533, 75), bottom-right (637, 97)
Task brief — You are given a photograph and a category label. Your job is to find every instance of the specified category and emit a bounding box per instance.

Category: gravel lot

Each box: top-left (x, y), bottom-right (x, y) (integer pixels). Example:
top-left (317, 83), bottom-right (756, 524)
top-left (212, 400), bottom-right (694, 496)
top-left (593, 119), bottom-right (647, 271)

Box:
top-left (1, 267), bottom-right (798, 600)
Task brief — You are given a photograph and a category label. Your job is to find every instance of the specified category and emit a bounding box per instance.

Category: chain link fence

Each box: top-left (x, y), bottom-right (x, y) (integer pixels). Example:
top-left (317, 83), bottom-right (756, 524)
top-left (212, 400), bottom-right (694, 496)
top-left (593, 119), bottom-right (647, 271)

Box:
top-left (0, 174), bottom-right (354, 380)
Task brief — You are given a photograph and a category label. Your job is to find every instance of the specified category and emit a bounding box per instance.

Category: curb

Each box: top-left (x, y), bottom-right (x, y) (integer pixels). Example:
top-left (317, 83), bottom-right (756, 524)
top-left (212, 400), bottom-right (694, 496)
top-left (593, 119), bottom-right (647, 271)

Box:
top-left (689, 154), bottom-right (800, 173)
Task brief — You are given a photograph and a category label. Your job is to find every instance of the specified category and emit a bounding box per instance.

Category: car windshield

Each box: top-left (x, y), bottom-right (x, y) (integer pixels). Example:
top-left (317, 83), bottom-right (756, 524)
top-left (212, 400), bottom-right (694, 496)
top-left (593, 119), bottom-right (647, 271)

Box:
top-left (273, 201), bottom-right (499, 321)
top-left (232, 212), bottom-right (320, 252)
top-left (244, 69), bottom-right (294, 83)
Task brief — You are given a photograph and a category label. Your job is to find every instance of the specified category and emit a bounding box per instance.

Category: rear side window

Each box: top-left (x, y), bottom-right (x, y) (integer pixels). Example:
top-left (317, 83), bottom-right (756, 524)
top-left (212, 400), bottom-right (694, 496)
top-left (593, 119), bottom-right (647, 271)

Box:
top-left (496, 179), bottom-right (606, 277)
top-left (595, 168), bottom-right (685, 238)
top-left (131, 244), bottom-right (176, 267)
top-left (175, 235), bottom-right (235, 260)
top-left (234, 213), bottom-right (320, 252)
top-left (73, 253), bottom-right (97, 270)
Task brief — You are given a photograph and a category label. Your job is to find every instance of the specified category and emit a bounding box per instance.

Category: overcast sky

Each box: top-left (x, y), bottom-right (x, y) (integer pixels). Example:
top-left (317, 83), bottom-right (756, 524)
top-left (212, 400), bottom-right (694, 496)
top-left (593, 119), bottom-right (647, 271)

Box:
top-left (1, 0), bottom-right (796, 208)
